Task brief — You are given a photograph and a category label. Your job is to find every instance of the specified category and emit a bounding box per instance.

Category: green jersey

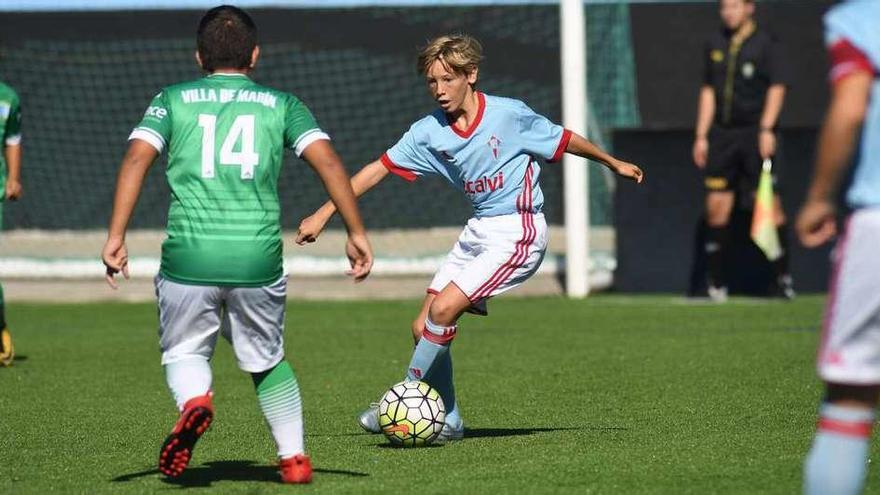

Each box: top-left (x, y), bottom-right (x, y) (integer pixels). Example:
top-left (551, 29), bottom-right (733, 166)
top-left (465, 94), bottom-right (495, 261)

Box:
top-left (0, 81), bottom-right (22, 194)
top-left (130, 73), bottom-right (327, 286)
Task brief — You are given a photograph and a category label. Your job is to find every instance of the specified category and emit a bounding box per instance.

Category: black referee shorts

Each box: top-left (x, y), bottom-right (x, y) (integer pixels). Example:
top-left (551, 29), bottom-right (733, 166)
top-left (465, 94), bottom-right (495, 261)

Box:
top-left (704, 126), bottom-right (780, 196)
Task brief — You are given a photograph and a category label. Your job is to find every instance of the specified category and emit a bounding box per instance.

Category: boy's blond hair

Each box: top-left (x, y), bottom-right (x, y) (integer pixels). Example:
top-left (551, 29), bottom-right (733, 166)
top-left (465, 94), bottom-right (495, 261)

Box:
top-left (417, 35), bottom-right (483, 77)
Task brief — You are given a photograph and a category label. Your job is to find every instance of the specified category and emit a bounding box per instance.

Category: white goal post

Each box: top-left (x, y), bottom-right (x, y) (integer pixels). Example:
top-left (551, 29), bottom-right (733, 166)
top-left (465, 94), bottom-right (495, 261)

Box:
top-left (561, 0), bottom-right (590, 298)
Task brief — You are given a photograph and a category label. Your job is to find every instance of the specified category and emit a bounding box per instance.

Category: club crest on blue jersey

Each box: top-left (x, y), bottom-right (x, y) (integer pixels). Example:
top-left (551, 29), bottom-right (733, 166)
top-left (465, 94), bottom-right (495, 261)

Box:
top-left (487, 135), bottom-right (502, 159)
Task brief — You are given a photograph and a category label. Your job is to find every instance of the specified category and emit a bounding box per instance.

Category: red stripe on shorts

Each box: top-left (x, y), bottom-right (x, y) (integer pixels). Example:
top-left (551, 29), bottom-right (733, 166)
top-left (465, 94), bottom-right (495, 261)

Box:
top-left (468, 170), bottom-right (533, 301)
top-left (818, 215), bottom-right (853, 367)
top-left (469, 162), bottom-right (537, 302)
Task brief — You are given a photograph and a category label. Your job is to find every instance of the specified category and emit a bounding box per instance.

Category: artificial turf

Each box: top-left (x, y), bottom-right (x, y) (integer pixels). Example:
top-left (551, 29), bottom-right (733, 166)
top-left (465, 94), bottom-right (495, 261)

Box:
top-left (0, 294), bottom-right (865, 493)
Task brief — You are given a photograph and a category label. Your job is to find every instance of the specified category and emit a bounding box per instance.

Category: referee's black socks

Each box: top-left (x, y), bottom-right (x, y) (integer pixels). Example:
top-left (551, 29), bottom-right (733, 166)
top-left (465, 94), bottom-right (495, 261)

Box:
top-left (773, 224), bottom-right (791, 280)
top-left (705, 225), bottom-right (729, 289)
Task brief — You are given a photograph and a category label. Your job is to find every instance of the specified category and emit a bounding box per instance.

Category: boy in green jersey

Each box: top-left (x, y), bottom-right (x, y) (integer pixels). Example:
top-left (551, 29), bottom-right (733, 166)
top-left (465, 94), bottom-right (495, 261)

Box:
top-left (0, 80), bottom-right (22, 368)
top-left (101, 6), bottom-right (373, 484)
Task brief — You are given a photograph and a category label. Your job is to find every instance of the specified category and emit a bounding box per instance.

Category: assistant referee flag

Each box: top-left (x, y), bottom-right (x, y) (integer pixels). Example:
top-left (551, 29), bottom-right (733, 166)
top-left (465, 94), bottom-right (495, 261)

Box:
top-left (751, 159), bottom-right (782, 261)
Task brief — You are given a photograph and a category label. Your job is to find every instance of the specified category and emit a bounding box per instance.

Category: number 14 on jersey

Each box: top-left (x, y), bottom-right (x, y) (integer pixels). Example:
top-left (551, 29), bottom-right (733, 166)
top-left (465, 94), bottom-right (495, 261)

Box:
top-left (198, 114), bottom-right (260, 180)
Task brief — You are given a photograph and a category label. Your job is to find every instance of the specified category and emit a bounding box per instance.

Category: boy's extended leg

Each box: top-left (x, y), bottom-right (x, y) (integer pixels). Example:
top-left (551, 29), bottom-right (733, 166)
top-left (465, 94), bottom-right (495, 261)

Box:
top-left (0, 283), bottom-right (13, 367)
top-left (405, 284), bottom-right (469, 441)
top-left (358, 288), bottom-right (467, 439)
top-left (411, 294), bottom-right (461, 431)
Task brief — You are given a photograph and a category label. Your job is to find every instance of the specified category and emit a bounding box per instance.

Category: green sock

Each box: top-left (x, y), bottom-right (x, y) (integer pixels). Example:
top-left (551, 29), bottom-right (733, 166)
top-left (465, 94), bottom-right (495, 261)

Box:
top-left (252, 360), bottom-right (304, 458)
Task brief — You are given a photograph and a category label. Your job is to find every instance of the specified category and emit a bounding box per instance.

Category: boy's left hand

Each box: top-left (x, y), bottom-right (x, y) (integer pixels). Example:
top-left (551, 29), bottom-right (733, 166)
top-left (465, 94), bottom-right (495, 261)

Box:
top-left (613, 160), bottom-right (644, 184)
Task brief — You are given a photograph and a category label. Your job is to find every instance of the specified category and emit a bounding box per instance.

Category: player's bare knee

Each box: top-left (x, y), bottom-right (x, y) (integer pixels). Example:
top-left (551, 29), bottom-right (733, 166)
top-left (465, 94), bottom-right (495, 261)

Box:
top-left (428, 300), bottom-right (459, 327)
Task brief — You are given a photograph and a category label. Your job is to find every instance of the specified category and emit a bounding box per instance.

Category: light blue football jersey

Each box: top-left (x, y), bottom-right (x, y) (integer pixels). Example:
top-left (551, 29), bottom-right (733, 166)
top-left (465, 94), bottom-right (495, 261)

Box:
top-left (381, 92), bottom-right (570, 217)
top-left (825, 0), bottom-right (880, 209)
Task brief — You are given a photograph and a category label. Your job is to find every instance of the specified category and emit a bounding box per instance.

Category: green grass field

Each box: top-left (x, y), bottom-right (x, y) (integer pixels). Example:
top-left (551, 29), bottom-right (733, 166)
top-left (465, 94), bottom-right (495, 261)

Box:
top-left (0, 294), bottom-right (871, 494)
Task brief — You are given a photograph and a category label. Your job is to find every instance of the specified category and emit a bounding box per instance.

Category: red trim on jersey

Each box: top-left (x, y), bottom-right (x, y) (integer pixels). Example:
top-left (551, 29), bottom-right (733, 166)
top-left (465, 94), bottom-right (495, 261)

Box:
top-left (829, 38), bottom-right (876, 85)
top-left (548, 129), bottom-right (573, 163)
top-left (818, 418), bottom-right (873, 438)
top-left (819, 215), bottom-right (853, 368)
top-left (380, 153), bottom-right (418, 182)
top-left (468, 162), bottom-right (537, 302)
top-left (426, 288), bottom-right (440, 296)
top-left (448, 92), bottom-right (486, 139)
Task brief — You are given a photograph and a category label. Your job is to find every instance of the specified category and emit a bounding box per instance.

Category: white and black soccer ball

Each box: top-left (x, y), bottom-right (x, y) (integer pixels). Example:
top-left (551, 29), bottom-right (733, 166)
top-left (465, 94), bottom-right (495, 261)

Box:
top-left (378, 380), bottom-right (445, 447)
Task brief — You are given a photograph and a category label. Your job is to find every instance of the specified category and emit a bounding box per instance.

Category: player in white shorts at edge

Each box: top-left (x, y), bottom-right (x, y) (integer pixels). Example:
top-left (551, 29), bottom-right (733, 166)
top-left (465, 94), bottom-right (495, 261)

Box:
top-left (799, 1), bottom-right (880, 494)
top-left (295, 34), bottom-right (644, 442)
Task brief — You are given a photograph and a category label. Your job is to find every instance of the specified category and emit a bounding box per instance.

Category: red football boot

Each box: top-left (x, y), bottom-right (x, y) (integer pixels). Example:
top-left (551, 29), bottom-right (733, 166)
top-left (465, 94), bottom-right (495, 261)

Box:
top-left (158, 393), bottom-right (214, 477)
top-left (279, 454), bottom-right (312, 484)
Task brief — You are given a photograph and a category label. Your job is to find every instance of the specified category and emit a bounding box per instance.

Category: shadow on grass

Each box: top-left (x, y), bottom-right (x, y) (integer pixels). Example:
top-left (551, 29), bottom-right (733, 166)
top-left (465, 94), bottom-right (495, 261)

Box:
top-left (375, 442), bottom-right (445, 449)
top-left (464, 426), bottom-right (626, 438)
top-left (112, 460), bottom-right (368, 487)
top-left (372, 425), bottom-right (627, 448)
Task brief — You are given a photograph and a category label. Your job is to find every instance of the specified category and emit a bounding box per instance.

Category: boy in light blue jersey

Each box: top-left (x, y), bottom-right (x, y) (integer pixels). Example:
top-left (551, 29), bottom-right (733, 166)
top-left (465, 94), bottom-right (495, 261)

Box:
top-left (798, 1), bottom-right (880, 493)
top-left (297, 35), bottom-right (643, 440)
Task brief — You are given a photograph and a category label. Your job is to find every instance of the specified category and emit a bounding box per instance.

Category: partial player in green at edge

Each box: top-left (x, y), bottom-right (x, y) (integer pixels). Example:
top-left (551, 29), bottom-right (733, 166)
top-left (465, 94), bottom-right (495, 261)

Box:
top-left (0, 79), bottom-right (23, 368)
top-left (101, 5), bottom-right (373, 484)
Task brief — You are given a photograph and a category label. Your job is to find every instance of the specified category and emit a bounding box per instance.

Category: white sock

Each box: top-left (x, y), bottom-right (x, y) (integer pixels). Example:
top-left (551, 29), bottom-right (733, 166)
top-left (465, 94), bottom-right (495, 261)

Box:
top-left (164, 357), bottom-right (212, 411)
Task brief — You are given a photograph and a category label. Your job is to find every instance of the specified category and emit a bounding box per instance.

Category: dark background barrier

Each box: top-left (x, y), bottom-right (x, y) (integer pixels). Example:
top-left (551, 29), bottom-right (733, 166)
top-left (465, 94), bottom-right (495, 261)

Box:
top-left (630, 0), bottom-right (834, 129)
top-left (613, 1), bottom-right (837, 294)
top-left (613, 128), bottom-right (834, 294)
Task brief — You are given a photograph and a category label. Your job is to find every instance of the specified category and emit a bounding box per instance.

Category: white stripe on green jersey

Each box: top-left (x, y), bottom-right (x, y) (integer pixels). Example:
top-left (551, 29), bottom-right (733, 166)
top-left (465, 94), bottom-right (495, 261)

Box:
top-left (129, 72), bottom-right (329, 286)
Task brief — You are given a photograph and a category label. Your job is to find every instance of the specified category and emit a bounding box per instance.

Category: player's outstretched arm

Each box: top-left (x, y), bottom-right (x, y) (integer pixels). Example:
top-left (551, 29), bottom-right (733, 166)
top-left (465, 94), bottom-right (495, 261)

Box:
top-left (102, 140), bottom-right (158, 289)
top-left (4, 144), bottom-right (22, 201)
top-left (301, 140), bottom-right (374, 282)
top-left (295, 158), bottom-right (389, 245)
top-left (797, 72), bottom-right (872, 248)
top-left (565, 132), bottom-right (644, 184)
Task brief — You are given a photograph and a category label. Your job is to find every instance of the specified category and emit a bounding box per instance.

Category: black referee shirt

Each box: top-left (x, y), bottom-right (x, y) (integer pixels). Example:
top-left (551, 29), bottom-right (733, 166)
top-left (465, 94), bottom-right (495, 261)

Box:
top-left (703, 24), bottom-right (786, 128)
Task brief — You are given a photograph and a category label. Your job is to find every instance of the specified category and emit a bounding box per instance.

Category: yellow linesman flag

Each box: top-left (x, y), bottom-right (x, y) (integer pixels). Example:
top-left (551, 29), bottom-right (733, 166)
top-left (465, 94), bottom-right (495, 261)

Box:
top-left (750, 159), bottom-right (782, 261)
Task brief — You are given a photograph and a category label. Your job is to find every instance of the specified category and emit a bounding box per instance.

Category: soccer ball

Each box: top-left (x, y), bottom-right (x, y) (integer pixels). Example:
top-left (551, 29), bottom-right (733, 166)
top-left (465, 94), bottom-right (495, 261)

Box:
top-left (378, 380), bottom-right (445, 447)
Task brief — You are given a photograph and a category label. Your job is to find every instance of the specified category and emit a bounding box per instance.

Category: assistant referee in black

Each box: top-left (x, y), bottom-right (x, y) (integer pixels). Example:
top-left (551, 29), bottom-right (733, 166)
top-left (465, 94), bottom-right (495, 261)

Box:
top-left (692, 0), bottom-right (793, 301)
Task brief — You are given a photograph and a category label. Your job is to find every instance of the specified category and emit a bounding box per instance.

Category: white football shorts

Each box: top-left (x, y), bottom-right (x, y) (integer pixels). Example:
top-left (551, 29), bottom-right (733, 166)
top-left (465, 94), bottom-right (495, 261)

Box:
top-left (428, 212), bottom-right (548, 315)
top-left (819, 208), bottom-right (880, 385)
top-left (155, 274), bottom-right (287, 373)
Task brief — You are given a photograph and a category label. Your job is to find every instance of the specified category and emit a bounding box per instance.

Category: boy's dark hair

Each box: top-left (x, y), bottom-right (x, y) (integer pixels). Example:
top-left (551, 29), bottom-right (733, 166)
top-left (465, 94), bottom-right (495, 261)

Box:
top-left (197, 5), bottom-right (258, 72)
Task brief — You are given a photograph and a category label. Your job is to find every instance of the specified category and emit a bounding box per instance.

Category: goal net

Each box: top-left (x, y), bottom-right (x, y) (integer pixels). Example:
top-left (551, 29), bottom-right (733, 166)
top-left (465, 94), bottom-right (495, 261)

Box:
top-left (0, 2), bottom-right (639, 289)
